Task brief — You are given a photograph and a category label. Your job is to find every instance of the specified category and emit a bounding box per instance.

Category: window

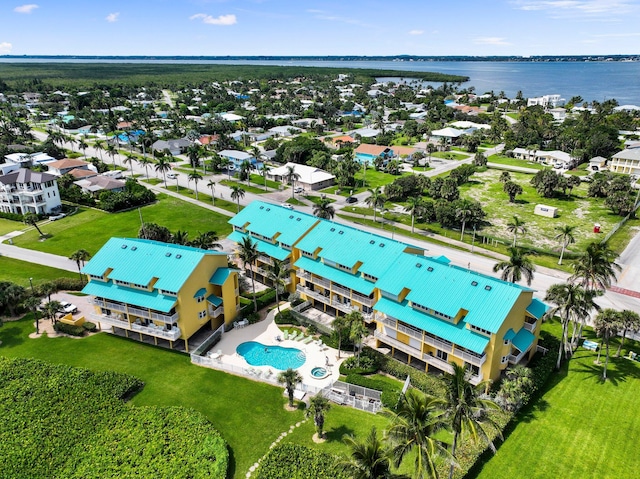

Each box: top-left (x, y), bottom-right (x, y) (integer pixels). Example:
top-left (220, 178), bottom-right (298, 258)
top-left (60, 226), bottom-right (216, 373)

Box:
top-left (436, 350), bottom-right (448, 361)
top-left (197, 296), bottom-right (205, 303)
top-left (114, 279), bottom-right (128, 286)
top-left (504, 339), bottom-right (510, 345)
top-left (501, 356), bottom-right (508, 364)
top-left (198, 310), bottom-right (207, 319)
top-left (470, 324), bottom-right (492, 336)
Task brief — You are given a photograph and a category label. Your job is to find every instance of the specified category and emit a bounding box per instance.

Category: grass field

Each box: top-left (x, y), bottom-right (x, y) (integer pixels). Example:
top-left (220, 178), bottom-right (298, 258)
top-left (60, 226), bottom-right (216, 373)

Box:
top-left (0, 217), bottom-right (26, 236)
top-left (488, 154), bottom-right (545, 170)
top-left (0, 257), bottom-right (77, 287)
top-left (9, 195), bottom-right (233, 256)
top-left (322, 169), bottom-right (409, 196)
top-left (431, 151), bottom-right (469, 161)
top-left (474, 320), bottom-right (640, 479)
top-left (220, 179), bottom-right (269, 195)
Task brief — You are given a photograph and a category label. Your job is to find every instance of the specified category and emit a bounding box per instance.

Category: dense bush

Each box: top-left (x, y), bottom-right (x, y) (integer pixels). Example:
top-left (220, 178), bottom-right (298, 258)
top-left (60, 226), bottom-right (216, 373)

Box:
top-left (82, 321), bottom-right (97, 332)
top-left (275, 309), bottom-right (300, 325)
top-left (254, 444), bottom-right (348, 479)
top-left (255, 289), bottom-right (277, 310)
top-left (98, 178), bottom-right (156, 212)
top-left (0, 211), bottom-right (25, 221)
top-left (54, 322), bottom-right (85, 336)
top-left (339, 350), bottom-right (380, 375)
top-left (0, 357), bottom-right (228, 478)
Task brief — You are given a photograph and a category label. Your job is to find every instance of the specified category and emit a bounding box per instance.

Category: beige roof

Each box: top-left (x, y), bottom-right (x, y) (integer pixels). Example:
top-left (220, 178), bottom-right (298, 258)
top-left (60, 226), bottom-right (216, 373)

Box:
top-left (47, 158), bottom-right (90, 169)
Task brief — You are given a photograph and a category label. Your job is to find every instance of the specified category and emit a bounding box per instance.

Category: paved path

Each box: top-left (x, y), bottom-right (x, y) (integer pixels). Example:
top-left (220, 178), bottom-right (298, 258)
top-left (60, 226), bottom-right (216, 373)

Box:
top-left (0, 242), bottom-right (78, 272)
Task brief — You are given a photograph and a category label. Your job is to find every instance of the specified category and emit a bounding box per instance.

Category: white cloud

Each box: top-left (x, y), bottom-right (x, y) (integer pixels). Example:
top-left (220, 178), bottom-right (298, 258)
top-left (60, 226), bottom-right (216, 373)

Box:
top-left (106, 12), bottom-right (120, 23)
top-left (408, 29), bottom-right (424, 35)
top-left (14, 4), bottom-right (38, 14)
top-left (513, 0), bottom-right (635, 17)
top-left (189, 13), bottom-right (237, 25)
top-left (0, 42), bottom-right (12, 54)
top-left (474, 37), bottom-right (511, 45)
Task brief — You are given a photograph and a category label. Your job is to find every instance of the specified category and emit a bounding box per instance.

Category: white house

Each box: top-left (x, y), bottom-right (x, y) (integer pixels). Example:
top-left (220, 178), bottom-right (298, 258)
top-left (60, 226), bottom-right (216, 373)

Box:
top-left (267, 162), bottom-right (335, 191)
top-left (610, 148), bottom-right (640, 176)
top-left (512, 148), bottom-right (576, 168)
top-left (527, 94), bottom-right (564, 108)
top-left (269, 126), bottom-right (302, 137)
top-left (0, 168), bottom-right (61, 215)
top-left (46, 158), bottom-right (93, 176)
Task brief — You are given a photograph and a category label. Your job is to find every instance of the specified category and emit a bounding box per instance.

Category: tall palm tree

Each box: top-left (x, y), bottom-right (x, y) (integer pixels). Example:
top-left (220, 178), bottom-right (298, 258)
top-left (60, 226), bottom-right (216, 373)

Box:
top-left (239, 159), bottom-right (252, 186)
top-left (78, 137), bottom-right (89, 157)
top-left (555, 225), bottom-right (577, 265)
top-left (40, 281), bottom-right (57, 303)
top-left (404, 196), bottom-right (423, 233)
top-left (342, 427), bottom-right (408, 479)
top-left (365, 187), bottom-right (386, 223)
top-left (569, 241), bottom-right (621, 292)
top-left (593, 309), bottom-right (621, 380)
top-left (443, 363), bottom-right (501, 479)
top-left (267, 258), bottom-right (293, 316)
top-left (362, 160), bottom-right (370, 187)
top-left (492, 247), bottom-right (535, 285)
top-left (332, 315), bottom-right (350, 360)
top-left (545, 283), bottom-right (599, 368)
top-left (188, 170), bottom-right (203, 200)
top-left (207, 180), bottom-right (216, 206)
top-left (313, 199), bottom-right (335, 219)
top-left (615, 310), bottom-right (640, 357)
top-left (155, 157), bottom-right (172, 187)
top-left (123, 154), bottom-right (136, 177)
top-left (277, 368), bottom-right (303, 408)
top-left (383, 389), bottom-right (450, 479)
top-left (137, 156), bottom-right (153, 179)
top-left (259, 164), bottom-right (271, 191)
top-left (455, 199), bottom-right (475, 241)
top-left (230, 184), bottom-right (245, 212)
top-left (23, 213), bottom-right (44, 237)
top-left (238, 236), bottom-right (258, 312)
top-left (506, 215), bottom-right (527, 247)
top-left (285, 164), bottom-right (301, 199)
top-left (42, 300), bottom-right (62, 324)
top-left (190, 231), bottom-right (221, 250)
top-left (186, 144), bottom-right (202, 169)
top-left (93, 139), bottom-right (105, 161)
top-left (306, 394), bottom-right (331, 439)
top-left (106, 143), bottom-right (118, 168)
top-left (23, 295), bottom-right (42, 334)
top-left (69, 249), bottom-right (91, 285)
top-left (172, 230), bottom-right (190, 246)
top-left (349, 316), bottom-right (368, 367)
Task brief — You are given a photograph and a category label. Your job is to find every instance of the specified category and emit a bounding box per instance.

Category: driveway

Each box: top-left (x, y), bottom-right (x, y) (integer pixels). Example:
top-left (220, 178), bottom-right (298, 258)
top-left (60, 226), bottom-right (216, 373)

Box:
top-left (51, 291), bottom-right (94, 321)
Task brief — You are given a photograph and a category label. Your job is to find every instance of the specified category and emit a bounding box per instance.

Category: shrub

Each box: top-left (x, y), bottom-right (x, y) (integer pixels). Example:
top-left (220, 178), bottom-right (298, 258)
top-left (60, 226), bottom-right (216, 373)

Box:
top-left (274, 309), bottom-right (299, 325)
top-left (0, 211), bottom-right (24, 221)
top-left (339, 351), bottom-right (380, 375)
top-left (245, 312), bottom-right (260, 324)
top-left (343, 374), bottom-right (400, 408)
top-left (255, 289), bottom-right (277, 310)
top-left (82, 321), bottom-right (97, 332)
top-left (54, 322), bottom-right (85, 336)
top-left (254, 444), bottom-right (348, 479)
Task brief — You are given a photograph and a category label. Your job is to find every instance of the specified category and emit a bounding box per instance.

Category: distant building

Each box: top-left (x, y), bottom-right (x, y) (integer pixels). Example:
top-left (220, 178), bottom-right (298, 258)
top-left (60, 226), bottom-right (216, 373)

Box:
top-left (610, 148), bottom-right (640, 176)
top-left (512, 148), bottom-right (577, 168)
top-left (0, 168), bottom-right (61, 215)
top-left (74, 175), bottom-right (126, 197)
top-left (267, 162), bottom-right (335, 191)
top-left (527, 94), bottom-right (564, 108)
top-left (152, 138), bottom-right (192, 156)
top-left (46, 158), bottom-right (93, 176)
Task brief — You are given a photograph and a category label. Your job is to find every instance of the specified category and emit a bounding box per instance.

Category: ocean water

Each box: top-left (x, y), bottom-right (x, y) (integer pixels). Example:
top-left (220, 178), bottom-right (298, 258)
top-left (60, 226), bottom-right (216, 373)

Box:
top-left (2, 58), bottom-right (639, 105)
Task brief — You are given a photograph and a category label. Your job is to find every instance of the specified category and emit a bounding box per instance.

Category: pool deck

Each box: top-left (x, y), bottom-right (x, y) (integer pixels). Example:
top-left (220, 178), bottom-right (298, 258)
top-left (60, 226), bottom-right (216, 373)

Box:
top-left (206, 306), bottom-right (347, 390)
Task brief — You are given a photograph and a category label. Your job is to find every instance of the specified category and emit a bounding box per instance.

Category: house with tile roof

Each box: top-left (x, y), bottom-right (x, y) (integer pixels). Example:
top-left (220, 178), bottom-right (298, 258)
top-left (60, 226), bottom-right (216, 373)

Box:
top-left (82, 238), bottom-right (240, 352)
top-left (228, 201), bottom-right (547, 383)
top-left (46, 158), bottom-right (93, 176)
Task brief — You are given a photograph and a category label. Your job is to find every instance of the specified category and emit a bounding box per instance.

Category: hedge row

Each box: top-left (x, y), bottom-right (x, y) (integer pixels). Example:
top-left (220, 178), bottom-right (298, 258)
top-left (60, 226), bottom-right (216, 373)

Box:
top-left (53, 322), bottom-right (85, 336)
top-left (0, 357), bottom-right (228, 478)
top-left (254, 444), bottom-right (348, 479)
top-left (343, 374), bottom-right (400, 408)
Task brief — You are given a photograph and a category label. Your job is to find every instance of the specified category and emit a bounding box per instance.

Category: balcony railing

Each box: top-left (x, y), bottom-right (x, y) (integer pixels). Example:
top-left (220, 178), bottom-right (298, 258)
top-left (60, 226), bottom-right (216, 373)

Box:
top-left (508, 348), bottom-right (528, 365)
top-left (257, 255), bottom-right (274, 266)
top-left (374, 330), bottom-right (423, 357)
top-left (524, 321), bottom-right (537, 332)
top-left (90, 313), bottom-right (181, 341)
top-left (422, 352), bottom-right (455, 374)
top-left (210, 306), bottom-right (224, 318)
top-left (90, 298), bottom-right (178, 324)
top-left (297, 285), bottom-right (330, 304)
top-left (453, 347), bottom-right (487, 367)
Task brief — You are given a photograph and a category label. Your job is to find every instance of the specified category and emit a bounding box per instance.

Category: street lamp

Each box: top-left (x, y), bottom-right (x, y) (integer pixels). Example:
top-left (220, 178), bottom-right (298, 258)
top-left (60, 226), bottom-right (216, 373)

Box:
top-left (29, 277), bottom-right (34, 295)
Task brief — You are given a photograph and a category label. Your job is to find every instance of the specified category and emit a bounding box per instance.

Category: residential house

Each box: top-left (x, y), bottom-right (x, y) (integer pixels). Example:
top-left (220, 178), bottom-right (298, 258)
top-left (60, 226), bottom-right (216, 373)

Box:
top-left (268, 162), bottom-right (335, 191)
top-left (527, 94), bottom-right (564, 108)
top-left (588, 156), bottom-right (608, 172)
top-left (0, 168), bottom-right (61, 215)
top-left (269, 125), bottom-right (302, 137)
top-left (152, 138), bottom-right (192, 156)
top-left (218, 150), bottom-right (261, 170)
top-left (610, 148), bottom-right (640, 176)
top-left (82, 238), bottom-right (240, 352)
top-left (354, 144), bottom-right (394, 164)
top-left (46, 158), bottom-right (93, 176)
top-left (512, 148), bottom-right (576, 168)
top-left (74, 175), bottom-right (126, 197)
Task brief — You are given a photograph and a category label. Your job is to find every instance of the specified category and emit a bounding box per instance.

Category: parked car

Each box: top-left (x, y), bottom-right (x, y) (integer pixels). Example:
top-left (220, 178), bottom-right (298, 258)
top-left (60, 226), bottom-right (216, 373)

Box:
top-left (281, 203), bottom-right (294, 210)
top-left (294, 186), bottom-right (303, 193)
top-left (59, 301), bottom-right (78, 314)
top-left (48, 213), bottom-right (66, 221)
top-left (166, 173), bottom-right (177, 179)
top-left (345, 196), bottom-right (358, 204)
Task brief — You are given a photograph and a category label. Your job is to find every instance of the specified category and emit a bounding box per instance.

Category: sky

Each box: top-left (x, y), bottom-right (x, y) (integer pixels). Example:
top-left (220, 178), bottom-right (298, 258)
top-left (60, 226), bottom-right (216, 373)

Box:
top-left (0, 0), bottom-right (639, 57)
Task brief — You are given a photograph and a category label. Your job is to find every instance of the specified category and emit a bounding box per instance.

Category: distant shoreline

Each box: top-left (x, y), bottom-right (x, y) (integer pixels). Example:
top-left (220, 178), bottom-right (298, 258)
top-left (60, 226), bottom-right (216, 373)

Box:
top-left (1, 54), bottom-right (638, 62)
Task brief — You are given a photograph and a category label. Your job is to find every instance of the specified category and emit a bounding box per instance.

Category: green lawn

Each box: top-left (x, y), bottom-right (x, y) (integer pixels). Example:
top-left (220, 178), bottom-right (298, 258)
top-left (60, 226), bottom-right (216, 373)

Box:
top-left (474, 320), bottom-right (640, 479)
top-left (304, 195), bottom-right (336, 205)
top-left (431, 151), bottom-right (468, 161)
top-left (0, 257), bottom-right (77, 287)
top-left (10, 195), bottom-right (233, 257)
top-left (322, 169), bottom-right (408, 197)
top-left (0, 218), bottom-right (26, 236)
top-left (488, 154), bottom-right (545, 170)
top-left (250, 174), bottom-right (281, 190)
top-left (220, 179), bottom-right (269, 195)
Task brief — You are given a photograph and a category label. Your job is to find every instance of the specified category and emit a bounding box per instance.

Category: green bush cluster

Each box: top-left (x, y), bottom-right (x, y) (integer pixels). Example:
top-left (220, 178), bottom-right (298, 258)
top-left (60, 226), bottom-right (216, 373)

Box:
top-left (0, 211), bottom-right (26, 221)
top-left (343, 374), bottom-right (400, 408)
top-left (82, 321), bottom-right (97, 332)
top-left (274, 309), bottom-right (300, 326)
top-left (339, 350), bottom-right (380, 375)
top-left (254, 444), bottom-right (348, 479)
top-left (32, 277), bottom-right (84, 297)
top-left (0, 357), bottom-right (228, 478)
top-left (53, 322), bottom-right (85, 336)
top-left (255, 289), bottom-right (277, 310)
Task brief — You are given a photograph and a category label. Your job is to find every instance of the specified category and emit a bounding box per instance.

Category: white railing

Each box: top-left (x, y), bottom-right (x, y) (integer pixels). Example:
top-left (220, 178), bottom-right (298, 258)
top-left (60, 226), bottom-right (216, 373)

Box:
top-left (422, 352), bottom-right (455, 374)
top-left (332, 283), bottom-right (352, 298)
top-left (352, 292), bottom-right (375, 307)
top-left (297, 285), bottom-right (330, 304)
top-left (382, 316), bottom-right (397, 328)
top-left (90, 313), bottom-right (181, 341)
top-left (374, 330), bottom-right (423, 357)
top-left (90, 298), bottom-right (178, 324)
top-left (257, 255), bottom-right (274, 265)
top-left (422, 334), bottom-right (454, 353)
top-left (453, 348), bottom-right (487, 367)
top-left (299, 272), bottom-right (331, 289)
top-left (210, 306), bottom-right (224, 318)
top-left (320, 380), bottom-right (382, 414)
top-left (397, 322), bottom-right (424, 341)
top-left (524, 321), bottom-right (537, 332)
top-left (508, 349), bottom-right (528, 364)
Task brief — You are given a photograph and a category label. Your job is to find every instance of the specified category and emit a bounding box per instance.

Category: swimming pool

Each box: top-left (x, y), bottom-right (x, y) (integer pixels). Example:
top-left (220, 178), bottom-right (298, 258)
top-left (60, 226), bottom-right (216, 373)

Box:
top-left (236, 341), bottom-right (306, 370)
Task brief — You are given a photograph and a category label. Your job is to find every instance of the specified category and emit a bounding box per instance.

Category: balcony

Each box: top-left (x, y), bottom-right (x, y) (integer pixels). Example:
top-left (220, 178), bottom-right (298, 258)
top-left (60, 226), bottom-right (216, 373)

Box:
top-left (331, 299), bottom-right (360, 315)
top-left (90, 298), bottom-right (178, 324)
top-left (89, 313), bottom-right (181, 341)
top-left (210, 306), bottom-right (224, 318)
top-left (257, 254), bottom-right (274, 266)
top-left (374, 330), bottom-right (423, 358)
top-left (453, 347), bottom-right (487, 367)
top-left (508, 348), bottom-right (529, 365)
top-left (524, 321), bottom-right (537, 332)
top-left (297, 285), bottom-right (330, 304)
top-left (299, 271), bottom-right (331, 289)
top-left (422, 352), bottom-right (455, 374)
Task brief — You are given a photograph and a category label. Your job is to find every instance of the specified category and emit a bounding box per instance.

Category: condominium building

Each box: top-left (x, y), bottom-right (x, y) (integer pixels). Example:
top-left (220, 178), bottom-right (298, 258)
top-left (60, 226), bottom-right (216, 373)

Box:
top-left (82, 238), bottom-right (240, 352)
top-left (229, 201), bottom-right (548, 383)
top-left (610, 148), bottom-right (640, 176)
top-left (0, 168), bottom-right (61, 215)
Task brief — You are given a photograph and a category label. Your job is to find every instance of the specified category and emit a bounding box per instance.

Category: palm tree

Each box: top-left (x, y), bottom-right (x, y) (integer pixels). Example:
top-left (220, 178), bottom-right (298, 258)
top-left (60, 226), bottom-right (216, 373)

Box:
top-left (342, 427), bottom-right (408, 479)
top-left (239, 159), bottom-right (252, 186)
top-left (207, 180), bottom-right (216, 206)
top-left (285, 164), bottom-right (301, 199)
top-left (259, 164), bottom-right (270, 191)
top-left (123, 154), bottom-right (136, 177)
top-left (569, 242), bottom-right (621, 292)
top-left (332, 315), bottom-right (350, 360)
top-left (383, 389), bottom-right (450, 479)
top-left (40, 281), bottom-right (57, 303)
top-left (443, 363), bottom-right (501, 479)
top-left (42, 300), bottom-right (62, 324)
top-left (555, 225), bottom-right (576, 265)
top-left (349, 316), bottom-right (368, 367)
top-left (313, 199), bottom-right (335, 219)
top-left (593, 309), bottom-right (621, 380)
top-left (306, 394), bottom-right (331, 439)
top-left (94, 139), bottom-right (105, 161)
top-left (155, 157), bottom-right (172, 187)
top-left (277, 368), bottom-right (303, 408)
top-left (219, 157), bottom-right (233, 179)
top-left (267, 258), bottom-right (293, 316)
top-left (188, 170), bottom-right (203, 200)
top-left (230, 184), bottom-right (245, 212)
top-left (615, 310), bottom-right (640, 357)
top-left (172, 230), bottom-right (190, 246)
top-left (0, 282), bottom-right (26, 317)
top-left (78, 137), bottom-right (89, 157)
top-left (137, 156), bottom-right (153, 179)
top-left (23, 295), bottom-right (42, 334)
top-left (506, 215), bottom-right (527, 247)
top-left (455, 199), bottom-right (475, 241)
top-left (186, 144), bottom-right (202, 168)
top-left (238, 236), bottom-right (258, 312)
top-left (69, 249), bottom-right (91, 285)
top-left (23, 212), bottom-right (44, 237)
top-left (106, 143), bottom-right (118, 168)
top-left (404, 196), bottom-right (423, 233)
top-left (493, 247), bottom-right (536, 285)
top-left (190, 231), bottom-right (221, 250)
top-left (362, 160), bottom-right (370, 187)
top-left (365, 187), bottom-right (386, 223)
top-left (545, 283), bottom-right (599, 368)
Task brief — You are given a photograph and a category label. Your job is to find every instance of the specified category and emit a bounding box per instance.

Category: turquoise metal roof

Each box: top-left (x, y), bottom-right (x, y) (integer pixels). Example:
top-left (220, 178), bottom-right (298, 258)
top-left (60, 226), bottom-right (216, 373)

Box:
top-left (295, 256), bottom-right (376, 296)
top-left (504, 329), bottom-right (516, 341)
top-left (209, 267), bottom-right (235, 286)
top-left (228, 231), bottom-right (290, 261)
top-left (206, 294), bottom-right (223, 307)
top-left (526, 298), bottom-right (549, 319)
top-left (375, 297), bottom-right (489, 354)
top-left (432, 255), bottom-right (451, 264)
top-left (512, 328), bottom-right (535, 353)
top-left (375, 253), bottom-right (532, 334)
top-left (82, 280), bottom-right (177, 313)
top-left (194, 287), bottom-right (207, 298)
top-left (295, 220), bottom-right (413, 279)
top-left (82, 238), bottom-right (224, 293)
top-left (228, 201), bottom-right (318, 246)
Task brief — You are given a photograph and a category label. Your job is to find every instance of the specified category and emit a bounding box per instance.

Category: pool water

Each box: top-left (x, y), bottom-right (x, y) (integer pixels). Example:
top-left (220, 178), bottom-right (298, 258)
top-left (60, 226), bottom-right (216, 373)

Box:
top-left (310, 367), bottom-right (329, 379)
top-left (236, 341), bottom-right (305, 370)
